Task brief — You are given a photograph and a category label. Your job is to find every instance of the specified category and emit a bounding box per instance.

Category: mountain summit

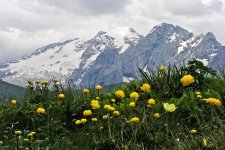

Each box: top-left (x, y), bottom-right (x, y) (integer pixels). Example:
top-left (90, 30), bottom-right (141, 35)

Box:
top-left (0, 23), bottom-right (224, 87)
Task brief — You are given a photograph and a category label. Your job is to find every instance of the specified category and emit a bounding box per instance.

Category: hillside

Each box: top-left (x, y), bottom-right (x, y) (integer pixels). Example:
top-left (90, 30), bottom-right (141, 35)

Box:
top-left (0, 80), bottom-right (25, 102)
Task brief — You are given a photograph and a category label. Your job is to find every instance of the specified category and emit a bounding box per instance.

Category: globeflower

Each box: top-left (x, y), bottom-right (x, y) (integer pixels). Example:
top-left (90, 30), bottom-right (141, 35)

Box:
top-left (27, 80), bottom-right (33, 84)
top-left (159, 66), bottom-right (166, 72)
top-left (141, 83), bottom-right (151, 92)
top-left (58, 93), bottom-right (65, 100)
top-left (81, 118), bottom-right (87, 124)
top-left (24, 138), bottom-right (29, 142)
top-left (113, 111), bottom-right (120, 116)
top-left (91, 103), bottom-right (100, 110)
top-left (196, 91), bottom-right (201, 95)
top-left (104, 105), bottom-right (111, 110)
top-left (36, 108), bottom-right (46, 114)
top-left (95, 85), bottom-right (103, 91)
top-left (83, 110), bottom-right (92, 116)
top-left (111, 99), bottom-right (116, 103)
top-left (191, 129), bottom-right (197, 134)
top-left (204, 98), bottom-right (222, 106)
top-left (15, 130), bottom-right (22, 135)
top-left (11, 100), bottom-right (17, 105)
top-left (180, 74), bottom-right (195, 86)
top-left (197, 95), bottom-right (202, 99)
top-left (103, 115), bottom-right (109, 120)
top-left (108, 107), bottom-right (115, 111)
top-left (82, 88), bottom-right (90, 94)
top-left (147, 99), bottom-right (156, 106)
top-left (163, 103), bottom-right (177, 112)
top-left (154, 113), bottom-right (160, 118)
top-left (41, 80), bottom-right (48, 85)
top-left (115, 90), bottom-right (125, 98)
top-left (27, 133), bottom-right (33, 137)
top-left (129, 102), bottom-right (135, 107)
top-left (130, 117), bottom-right (140, 123)
top-left (130, 92), bottom-right (139, 100)
top-left (91, 118), bottom-right (98, 122)
top-left (75, 120), bottom-right (82, 125)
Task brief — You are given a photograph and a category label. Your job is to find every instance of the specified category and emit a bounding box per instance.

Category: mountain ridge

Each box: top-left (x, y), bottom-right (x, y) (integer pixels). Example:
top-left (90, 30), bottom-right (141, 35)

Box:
top-left (0, 23), bottom-right (224, 87)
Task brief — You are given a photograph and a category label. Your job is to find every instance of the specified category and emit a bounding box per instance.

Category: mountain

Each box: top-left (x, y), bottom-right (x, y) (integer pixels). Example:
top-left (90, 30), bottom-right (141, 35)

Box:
top-left (0, 80), bottom-right (25, 102)
top-left (0, 23), bottom-right (224, 87)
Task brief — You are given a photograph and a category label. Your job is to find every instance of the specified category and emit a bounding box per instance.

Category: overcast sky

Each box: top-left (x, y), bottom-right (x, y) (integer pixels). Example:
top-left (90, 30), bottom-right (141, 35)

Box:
top-left (0, 0), bottom-right (225, 63)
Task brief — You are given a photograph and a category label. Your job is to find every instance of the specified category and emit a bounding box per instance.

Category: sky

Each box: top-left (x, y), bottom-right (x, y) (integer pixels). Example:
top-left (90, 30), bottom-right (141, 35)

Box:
top-left (0, 0), bottom-right (225, 63)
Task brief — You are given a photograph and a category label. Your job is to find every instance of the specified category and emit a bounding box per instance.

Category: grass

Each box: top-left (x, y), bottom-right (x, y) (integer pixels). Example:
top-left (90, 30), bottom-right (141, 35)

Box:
top-left (0, 59), bottom-right (225, 150)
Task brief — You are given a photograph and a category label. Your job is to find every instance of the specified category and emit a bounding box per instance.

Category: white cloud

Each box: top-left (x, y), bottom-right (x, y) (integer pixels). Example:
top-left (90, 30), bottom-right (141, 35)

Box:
top-left (0, 0), bottom-right (224, 63)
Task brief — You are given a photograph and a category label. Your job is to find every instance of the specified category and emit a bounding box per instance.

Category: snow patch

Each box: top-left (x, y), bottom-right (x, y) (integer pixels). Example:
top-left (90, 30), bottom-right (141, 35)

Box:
top-left (169, 33), bottom-right (176, 42)
top-left (123, 76), bottom-right (134, 82)
top-left (197, 58), bottom-right (208, 66)
top-left (119, 44), bottom-right (130, 54)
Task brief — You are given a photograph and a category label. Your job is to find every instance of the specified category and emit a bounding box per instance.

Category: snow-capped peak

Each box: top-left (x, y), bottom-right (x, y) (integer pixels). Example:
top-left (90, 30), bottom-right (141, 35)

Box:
top-left (106, 26), bottom-right (142, 46)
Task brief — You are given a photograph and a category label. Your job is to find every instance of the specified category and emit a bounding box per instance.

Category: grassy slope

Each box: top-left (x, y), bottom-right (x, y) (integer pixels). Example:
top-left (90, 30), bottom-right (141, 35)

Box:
top-left (0, 80), bottom-right (25, 102)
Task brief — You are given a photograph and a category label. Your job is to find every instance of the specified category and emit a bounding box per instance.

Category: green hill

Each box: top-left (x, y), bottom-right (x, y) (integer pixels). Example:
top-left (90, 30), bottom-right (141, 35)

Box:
top-left (0, 80), bottom-right (25, 102)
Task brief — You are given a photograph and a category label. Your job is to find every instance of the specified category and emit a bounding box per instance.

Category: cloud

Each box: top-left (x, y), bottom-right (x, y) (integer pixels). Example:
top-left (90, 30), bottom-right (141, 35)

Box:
top-left (163, 0), bottom-right (223, 16)
top-left (0, 0), bottom-right (225, 63)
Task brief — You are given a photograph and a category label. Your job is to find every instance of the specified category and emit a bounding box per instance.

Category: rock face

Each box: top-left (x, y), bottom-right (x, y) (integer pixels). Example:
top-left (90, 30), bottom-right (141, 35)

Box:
top-left (0, 23), bottom-right (224, 87)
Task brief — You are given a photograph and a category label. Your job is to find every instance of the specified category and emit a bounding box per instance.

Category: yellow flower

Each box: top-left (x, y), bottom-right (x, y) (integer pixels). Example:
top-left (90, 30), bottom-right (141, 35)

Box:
top-left (159, 66), bottom-right (166, 72)
top-left (204, 98), bottom-right (222, 106)
top-left (15, 130), bottom-right (22, 135)
top-left (202, 138), bottom-right (208, 147)
top-left (35, 80), bottom-right (40, 84)
top-left (147, 99), bottom-right (156, 105)
top-left (58, 93), bottom-right (65, 100)
top-left (83, 110), bottom-right (92, 116)
top-left (75, 120), bottom-right (82, 125)
top-left (95, 85), bottom-right (103, 91)
top-left (141, 83), bottom-right (151, 92)
top-left (27, 80), bottom-right (33, 84)
top-left (191, 129), bottom-right (197, 134)
top-left (96, 97), bottom-right (100, 100)
top-left (0, 141), bottom-right (3, 145)
top-left (27, 133), bottom-right (33, 137)
top-left (196, 91), bottom-right (201, 95)
top-left (91, 100), bottom-right (100, 109)
top-left (108, 107), bottom-right (115, 111)
top-left (130, 117), bottom-right (140, 123)
top-left (100, 126), bottom-right (104, 130)
top-left (25, 148), bottom-right (29, 150)
top-left (103, 115), bottom-right (109, 120)
top-left (154, 113), bottom-right (160, 118)
top-left (91, 100), bottom-right (99, 104)
top-left (130, 92), bottom-right (139, 100)
top-left (91, 118), bottom-right (98, 122)
top-left (180, 74), bottom-right (195, 86)
top-left (104, 105), bottom-right (111, 110)
top-left (115, 90), bottom-right (125, 98)
top-left (91, 103), bottom-right (100, 110)
top-left (36, 108), bottom-right (46, 114)
top-left (31, 131), bottom-right (36, 135)
top-left (81, 118), bottom-right (87, 124)
top-left (54, 79), bottom-right (58, 83)
top-left (11, 100), bottom-right (17, 105)
top-left (111, 99), bottom-right (116, 103)
top-left (197, 95), bottom-right (202, 99)
top-left (41, 80), bottom-right (48, 85)
top-left (113, 111), bottom-right (120, 116)
top-left (129, 102), bottom-right (135, 107)
top-left (163, 103), bottom-right (177, 112)
top-left (45, 137), bottom-right (49, 141)
top-left (24, 138), bottom-right (29, 142)
top-left (82, 88), bottom-right (90, 94)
